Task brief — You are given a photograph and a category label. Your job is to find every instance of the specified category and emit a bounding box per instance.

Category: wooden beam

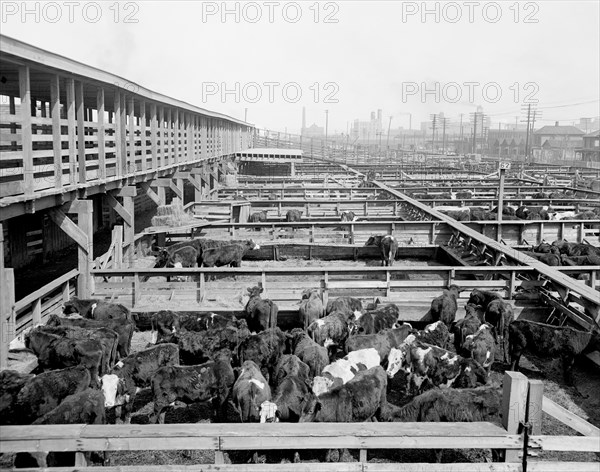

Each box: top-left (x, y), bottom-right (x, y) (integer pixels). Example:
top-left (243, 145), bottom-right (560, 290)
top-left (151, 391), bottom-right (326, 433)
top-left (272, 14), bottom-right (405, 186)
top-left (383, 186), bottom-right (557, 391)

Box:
top-left (122, 187), bottom-right (135, 266)
top-left (115, 186), bottom-right (138, 198)
top-left (19, 65), bottom-right (34, 194)
top-left (47, 208), bottom-right (88, 249)
top-left (527, 379), bottom-right (544, 436)
top-left (542, 395), bottom-right (600, 437)
top-left (106, 193), bottom-right (133, 227)
top-left (77, 200), bottom-right (94, 297)
top-left (76, 81), bottom-right (86, 183)
top-left (169, 180), bottom-right (183, 199)
top-left (140, 181), bottom-right (162, 206)
top-left (140, 100), bottom-right (147, 172)
top-left (114, 90), bottom-right (122, 177)
top-left (50, 74), bottom-right (63, 189)
top-left (66, 77), bottom-right (77, 184)
top-left (128, 95), bottom-right (135, 173)
top-left (150, 103), bottom-right (158, 169)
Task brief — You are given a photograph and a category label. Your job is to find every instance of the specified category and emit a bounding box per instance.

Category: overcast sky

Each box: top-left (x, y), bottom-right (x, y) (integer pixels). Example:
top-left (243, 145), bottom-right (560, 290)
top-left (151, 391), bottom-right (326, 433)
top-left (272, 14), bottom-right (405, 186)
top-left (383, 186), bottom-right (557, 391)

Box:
top-left (2, 1), bottom-right (599, 134)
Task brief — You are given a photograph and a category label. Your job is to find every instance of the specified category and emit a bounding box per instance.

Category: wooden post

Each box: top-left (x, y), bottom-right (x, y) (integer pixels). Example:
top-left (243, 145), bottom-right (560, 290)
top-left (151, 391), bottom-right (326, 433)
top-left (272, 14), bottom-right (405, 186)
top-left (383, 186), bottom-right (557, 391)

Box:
top-left (501, 371), bottom-right (528, 463)
top-left (527, 379), bottom-right (544, 436)
top-left (150, 103), bottom-right (158, 169)
top-left (0, 269), bottom-right (16, 369)
top-left (114, 90), bottom-right (123, 177)
top-left (128, 96), bottom-right (135, 173)
top-left (116, 186), bottom-right (137, 266)
top-left (19, 66), bottom-right (34, 194)
top-left (96, 88), bottom-right (106, 180)
top-left (78, 200), bottom-right (94, 298)
top-left (140, 100), bottom-right (147, 171)
top-left (76, 81), bottom-right (86, 183)
top-left (50, 75), bottom-right (63, 188)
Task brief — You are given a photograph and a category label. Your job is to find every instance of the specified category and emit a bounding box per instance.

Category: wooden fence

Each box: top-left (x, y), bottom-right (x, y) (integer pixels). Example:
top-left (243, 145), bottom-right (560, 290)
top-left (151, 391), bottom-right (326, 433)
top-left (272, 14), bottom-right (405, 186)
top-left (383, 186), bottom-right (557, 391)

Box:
top-left (1, 372), bottom-right (598, 472)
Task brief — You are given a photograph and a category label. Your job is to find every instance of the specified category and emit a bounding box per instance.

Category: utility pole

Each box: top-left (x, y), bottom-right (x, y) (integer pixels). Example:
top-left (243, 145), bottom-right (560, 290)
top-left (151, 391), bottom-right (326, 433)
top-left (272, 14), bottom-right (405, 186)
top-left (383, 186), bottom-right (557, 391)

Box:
top-left (386, 115), bottom-right (392, 156)
top-left (325, 109), bottom-right (329, 143)
top-left (522, 103), bottom-right (532, 160)
top-left (470, 111), bottom-right (478, 154)
top-left (430, 114), bottom-right (438, 152)
top-left (441, 117), bottom-right (449, 154)
top-left (244, 108), bottom-right (248, 122)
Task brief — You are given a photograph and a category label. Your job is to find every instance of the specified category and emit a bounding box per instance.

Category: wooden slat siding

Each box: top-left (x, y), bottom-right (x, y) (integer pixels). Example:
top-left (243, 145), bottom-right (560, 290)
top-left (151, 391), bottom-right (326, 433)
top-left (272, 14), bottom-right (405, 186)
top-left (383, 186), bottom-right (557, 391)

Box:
top-left (114, 90), bottom-right (122, 177)
top-left (76, 81), bottom-right (86, 183)
top-left (50, 75), bottom-right (63, 189)
top-left (120, 92), bottom-right (127, 175)
top-left (19, 65), bottom-right (34, 194)
top-left (96, 88), bottom-right (106, 179)
top-left (140, 100), bottom-right (147, 171)
top-left (150, 103), bottom-right (157, 169)
top-left (128, 95), bottom-right (135, 173)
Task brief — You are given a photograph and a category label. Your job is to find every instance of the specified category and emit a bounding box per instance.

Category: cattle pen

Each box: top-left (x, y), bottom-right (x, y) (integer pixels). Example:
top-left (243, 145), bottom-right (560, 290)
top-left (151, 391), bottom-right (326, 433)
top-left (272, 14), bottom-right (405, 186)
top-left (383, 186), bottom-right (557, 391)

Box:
top-left (1, 35), bottom-right (600, 472)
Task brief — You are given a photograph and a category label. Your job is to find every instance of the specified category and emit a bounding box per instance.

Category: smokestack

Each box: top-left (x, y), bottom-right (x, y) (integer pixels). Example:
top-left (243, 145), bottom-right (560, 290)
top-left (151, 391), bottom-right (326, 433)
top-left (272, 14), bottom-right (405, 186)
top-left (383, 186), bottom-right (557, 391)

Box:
top-left (371, 111), bottom-right (376, 121)
top-left (377, 109), bottom-right (382, 122)
top-left (302, 107), bottom-right (306, 132)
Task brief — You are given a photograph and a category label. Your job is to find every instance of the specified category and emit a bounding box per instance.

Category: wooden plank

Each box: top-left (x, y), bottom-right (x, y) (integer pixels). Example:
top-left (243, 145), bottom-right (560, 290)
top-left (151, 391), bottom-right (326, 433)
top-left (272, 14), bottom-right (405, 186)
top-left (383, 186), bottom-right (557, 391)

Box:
top-left (113, 90), bottom-right (122, 177)
top-left (106, 193), bottom-right (133, 227)
top-left (50, 74), bottom-right (63, 189)
top-left (128, 95), bottom-right (135, 172)
top-left (528, 462), bottom-right (600, 472)
top-left (541, 396), bottom-right (600, 437)
top-left (528, 435), bottom-right (600, 452)
top-left (365, 465), bottom-right (521, 472)
top-left (150, 103), bottom-right (157, 169)
top-left (0, 465), bottom-right (363, 472)
top-left (527, 380), bottom-right (544, 436)
top-left (140, 100), bottom-right (147, 171)
top-left (19, 65), bottom-right (34, 194)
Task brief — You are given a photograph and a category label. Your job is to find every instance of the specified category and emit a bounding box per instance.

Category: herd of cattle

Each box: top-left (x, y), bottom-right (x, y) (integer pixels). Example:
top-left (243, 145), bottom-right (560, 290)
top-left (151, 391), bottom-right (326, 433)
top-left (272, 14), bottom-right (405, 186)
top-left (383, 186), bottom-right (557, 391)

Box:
top-left (521, 240), bottom-right (600, 267)
top-left (2, 283), bottom-right (598, 466)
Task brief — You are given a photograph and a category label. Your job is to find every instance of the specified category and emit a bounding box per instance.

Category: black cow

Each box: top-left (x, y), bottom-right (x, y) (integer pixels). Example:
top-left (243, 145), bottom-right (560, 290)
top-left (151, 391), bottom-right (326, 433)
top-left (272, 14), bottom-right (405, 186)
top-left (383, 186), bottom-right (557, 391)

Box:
top-left (249, 211), bottom-right (268, 223)
top-left (245, 286), bottom-right (278, 331)
top-left (430, 285), bottom-right (461, 327)
top-left (340, 211), bottom-right (357, 222)
top-left (100, 343), bottom-right (180, 423)
top-left (232, 360), bottom-right (271, 422)
top-left (46, 314), bottom-right (134, 359)
top-left (299, 366), bottom-right (388, 422)
top-left (201, 240), bottom-right (259, 267)
top-left (0, 370), bottom-right (34, 425)
top-left (156, 245), bottom-right (199, 269)
top-left (286, 209), bottom-right (303, 222)
top-left (14, 366), bottom-right (91, 425)
top-left (485, 298), bottom-right (514, 364)
top-left (26, 327), bottom-right (103, 387)
top-left (288, 328), bottom-right (329, 378)
top-left (238, 327), bottom-right (287, 383)
top-left (63, 297), bottom-right (133, 322)
top-left (299, 289), bottom-right (325, 329)
top-left (348, 304), bottom-right (399, 335)
top-left (259, 376), bottom-right (311, 423)
top-left (326, 296), bottom-right (363, 318)
top-left (365, 234), bottom-right (398, 266)
top-left (509, 320), bottom-right (599, 385)
top-left (150, 353), bottom-right (235, 423)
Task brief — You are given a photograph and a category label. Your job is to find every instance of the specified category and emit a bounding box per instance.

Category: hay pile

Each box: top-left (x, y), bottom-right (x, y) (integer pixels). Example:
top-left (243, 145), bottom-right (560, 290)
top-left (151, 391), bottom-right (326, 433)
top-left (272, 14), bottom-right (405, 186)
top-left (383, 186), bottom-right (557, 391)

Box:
top-left (151, 198), bottom-right (196, 227)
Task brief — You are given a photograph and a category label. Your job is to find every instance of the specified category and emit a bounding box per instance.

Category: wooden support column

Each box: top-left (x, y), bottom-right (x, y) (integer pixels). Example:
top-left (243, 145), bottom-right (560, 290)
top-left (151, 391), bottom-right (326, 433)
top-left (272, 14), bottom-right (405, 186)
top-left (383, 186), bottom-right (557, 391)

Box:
top-left (501, 371), bottom-right (528, 463)
top-left (140, 100), bottom-right (147, 172)
top-left (19, 66), bottom-right (34, 194)
top-left (96, 88), bottom-right (106, 179)
top-left (150, 103), bottom-right (158, 169)
top-left (140, 181), bottom-right (162, 206)
top-left (120, 93), bottom-right (127, 175)
top-left (50, 75), bottom-right (63, 189)
top-left (128, 96), bottom-right (135, 173)
top-left (165, 108), bottom-right (172, 164)
top-left (113, 186), bottom-right (137, 266)
top-left (65, 78), bottom-right (78, 184)
top-left (0, 268), bottom-right (16, 370)
top-left (114, 90), bottom-right (123, 177)
top-left (76, 81), bottom-right (86, 183)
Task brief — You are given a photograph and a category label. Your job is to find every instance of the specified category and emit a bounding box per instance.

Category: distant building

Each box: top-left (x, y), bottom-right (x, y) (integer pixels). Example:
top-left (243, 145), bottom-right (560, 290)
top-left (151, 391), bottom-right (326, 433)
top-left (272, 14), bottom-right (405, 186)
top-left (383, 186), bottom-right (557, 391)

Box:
top-left (487, 130), bottom-right (528, 157)
top-left (575, 130), bottom-right (600, 162)
top-left (351, 110), bottom-right (383, 141)
top-left (302, 123), bottom-right (324, 138)
top-left (532, 122), bottom-right (585, 161)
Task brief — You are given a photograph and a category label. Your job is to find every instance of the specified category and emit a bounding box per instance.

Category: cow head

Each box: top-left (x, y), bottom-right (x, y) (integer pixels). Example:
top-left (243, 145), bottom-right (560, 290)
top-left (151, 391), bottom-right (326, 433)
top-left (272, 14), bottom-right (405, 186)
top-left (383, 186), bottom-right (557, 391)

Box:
top-left (455, 358), bottom-right (487, 387)
top-left (365, 235), bottom-right (381, 247)
top-left (259, 401), bottom-right (279, 423)
top-left (154, 248), bottom-right (171, 268)
top-left (245, 239), bottom-right (260, 250)
top-left (299, 393), bottom-right (321, 423)
top-left (311, 376), bottom-right (333, 397)
top-left (62, 297), bottom-right (82, 316)
top-left (101, 373), bottom-right (128, 408)
top-left (247, 286), bottom-right (264, 298)
top-left (347, 320), bottom-right (363, 336)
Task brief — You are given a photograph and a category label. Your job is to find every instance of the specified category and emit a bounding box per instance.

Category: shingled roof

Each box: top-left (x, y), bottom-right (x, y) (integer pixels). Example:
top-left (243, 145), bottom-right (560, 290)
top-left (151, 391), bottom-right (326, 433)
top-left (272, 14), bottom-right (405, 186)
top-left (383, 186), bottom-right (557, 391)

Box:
top-left (534, 125), bottom-right (585, 136)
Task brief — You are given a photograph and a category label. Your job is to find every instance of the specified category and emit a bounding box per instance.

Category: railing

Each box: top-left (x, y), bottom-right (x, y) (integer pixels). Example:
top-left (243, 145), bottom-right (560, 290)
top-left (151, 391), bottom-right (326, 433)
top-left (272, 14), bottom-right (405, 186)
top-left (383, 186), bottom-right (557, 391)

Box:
top-left (0, 34), bottom-right (253, 200)
top-left (1, 372), bottom-right (598, 472)
top-left (90, 265), bottom-right (599, 320)
top-left (163, 219), bottom-right (598, 249)
top-left (1, 267), bottom-right (78, 367)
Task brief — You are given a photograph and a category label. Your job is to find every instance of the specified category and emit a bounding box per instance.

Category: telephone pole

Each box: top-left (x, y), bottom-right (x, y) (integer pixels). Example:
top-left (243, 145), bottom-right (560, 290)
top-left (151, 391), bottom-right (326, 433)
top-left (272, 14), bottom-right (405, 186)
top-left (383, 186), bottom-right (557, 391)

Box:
top-left (521, 103), bottom-right (538, 160)
top-left (430, 114), bottom-right (438, 152)
top-left (470, 111), bottom-right (479, 154)
top-left (441, 117), bottom-right (449, 154)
